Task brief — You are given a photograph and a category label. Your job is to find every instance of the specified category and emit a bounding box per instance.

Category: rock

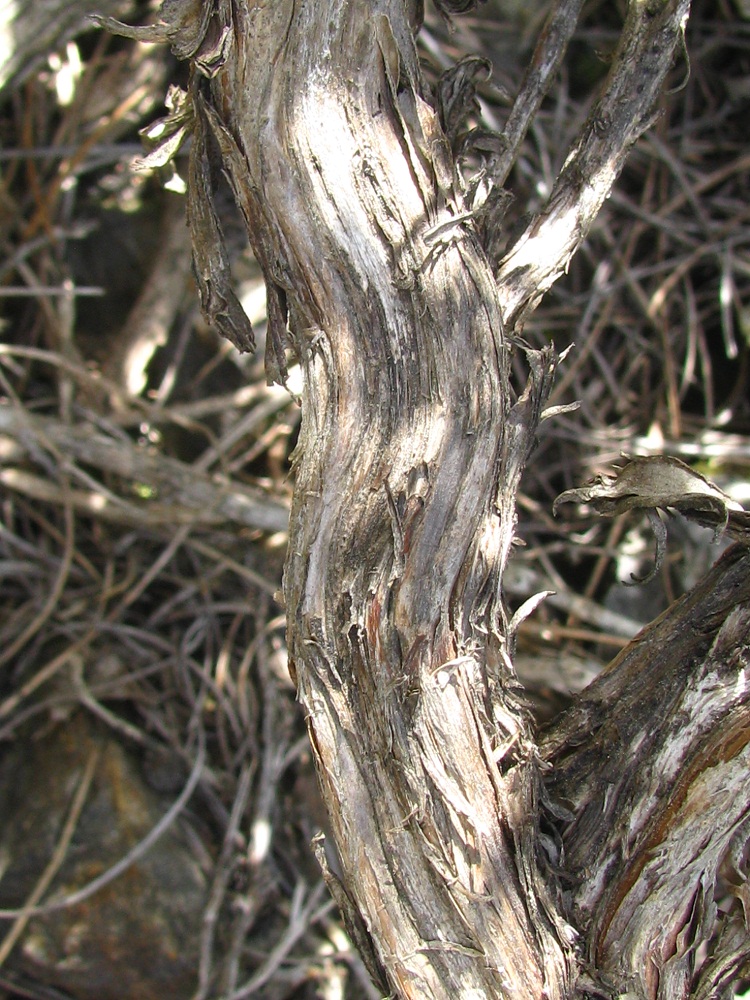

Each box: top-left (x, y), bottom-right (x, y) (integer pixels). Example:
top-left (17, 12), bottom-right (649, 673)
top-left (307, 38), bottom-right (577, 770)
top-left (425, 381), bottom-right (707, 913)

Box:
top-left (0, 713), bottom-right (210, 1000)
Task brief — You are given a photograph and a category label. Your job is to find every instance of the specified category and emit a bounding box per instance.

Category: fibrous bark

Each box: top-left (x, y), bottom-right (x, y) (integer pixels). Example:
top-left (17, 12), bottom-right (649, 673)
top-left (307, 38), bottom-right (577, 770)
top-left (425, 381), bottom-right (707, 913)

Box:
top-left (97, 0), bottom-right (750, 996)
top-left (198, 6), bottom-right (576, 993)
top-left (544, 543), bottom-right (750, 999)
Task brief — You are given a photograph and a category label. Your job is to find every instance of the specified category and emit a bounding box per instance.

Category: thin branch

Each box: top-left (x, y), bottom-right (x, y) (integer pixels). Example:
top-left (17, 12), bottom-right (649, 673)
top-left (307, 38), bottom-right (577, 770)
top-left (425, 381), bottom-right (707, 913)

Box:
top-left (496, 0), bottom-right (691, 327)
top-left (495, 0), bottom-right (586, 186)
top-left (0, 406), bottom-right (290, 534)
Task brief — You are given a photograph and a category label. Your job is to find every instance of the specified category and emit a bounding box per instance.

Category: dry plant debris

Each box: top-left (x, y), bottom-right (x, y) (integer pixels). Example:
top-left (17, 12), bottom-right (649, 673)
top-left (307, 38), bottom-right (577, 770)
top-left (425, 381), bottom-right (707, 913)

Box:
top-left (0, 0), bottom-right (748, 997)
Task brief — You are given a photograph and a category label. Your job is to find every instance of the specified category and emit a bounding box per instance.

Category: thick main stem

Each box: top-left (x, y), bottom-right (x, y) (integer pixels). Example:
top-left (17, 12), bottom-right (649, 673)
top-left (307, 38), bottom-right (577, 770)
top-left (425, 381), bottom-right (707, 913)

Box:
top-left (199, 2), bottom-right (573, 996)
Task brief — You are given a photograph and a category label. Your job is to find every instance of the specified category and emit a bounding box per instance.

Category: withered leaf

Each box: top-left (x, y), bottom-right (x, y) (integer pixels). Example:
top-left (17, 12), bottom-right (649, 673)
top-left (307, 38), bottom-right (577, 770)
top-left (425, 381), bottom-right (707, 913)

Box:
top-left (91, 1), bottom-right (223, 67)
top-left (554, 455), bottom-right (750, 583)
top-left (554, 456), bottom-right (742, 527)
top-left (135, 85), bottom-right (193, 171)
top-left (433, 0), bottom-right (488, 13)
top-left (436, 57), bottom-right (492, 149)
top-left (187, 95), bottom-right (255, 355)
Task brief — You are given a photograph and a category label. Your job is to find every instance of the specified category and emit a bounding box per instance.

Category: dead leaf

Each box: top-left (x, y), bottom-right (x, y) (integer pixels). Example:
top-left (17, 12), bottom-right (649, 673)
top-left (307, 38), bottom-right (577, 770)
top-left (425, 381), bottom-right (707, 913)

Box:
top-left (186, 93), bottom-right (255, 355)
top-left (553, 455), bottom-right (750, 583)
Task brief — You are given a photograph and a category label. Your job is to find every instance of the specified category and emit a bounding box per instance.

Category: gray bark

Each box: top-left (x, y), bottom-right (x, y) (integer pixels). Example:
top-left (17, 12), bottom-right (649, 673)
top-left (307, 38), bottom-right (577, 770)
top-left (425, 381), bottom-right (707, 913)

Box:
top-left (543, 543), bottom-right (750, 999)
top-left (100, 1), bottom-right (750, 996)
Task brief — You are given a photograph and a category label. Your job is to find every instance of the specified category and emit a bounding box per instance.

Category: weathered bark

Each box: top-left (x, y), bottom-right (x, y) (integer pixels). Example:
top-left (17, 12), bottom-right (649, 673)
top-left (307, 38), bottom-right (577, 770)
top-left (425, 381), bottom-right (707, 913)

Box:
top-left (495, 0), bottom-right (693, 326)
top-left (544, 544), bottom-right (750, 999)
top-left (99, 0), bottom-right (750, 997)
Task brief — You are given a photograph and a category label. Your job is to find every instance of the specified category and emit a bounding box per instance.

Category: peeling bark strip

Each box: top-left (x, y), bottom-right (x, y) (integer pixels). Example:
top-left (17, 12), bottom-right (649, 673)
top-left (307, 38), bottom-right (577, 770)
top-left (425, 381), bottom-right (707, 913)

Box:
top-left (97, 0), bottom-right (750, 996)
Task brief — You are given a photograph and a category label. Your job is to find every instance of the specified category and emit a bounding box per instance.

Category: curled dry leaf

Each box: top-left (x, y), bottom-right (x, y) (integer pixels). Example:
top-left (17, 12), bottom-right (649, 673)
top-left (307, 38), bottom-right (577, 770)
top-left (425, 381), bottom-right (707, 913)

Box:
top-left (135, 85), bottom-right (193, 172)
top-left (90, 0), bottom-right (229, 67)
top-left (186, 94), bottom-right (255, 355)
top-left (434, 57), bottom-right (512, 265)
top-left (553, 455), bottom-right (750, 583)
top-left (436, 56), bottom-right (492, 150)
